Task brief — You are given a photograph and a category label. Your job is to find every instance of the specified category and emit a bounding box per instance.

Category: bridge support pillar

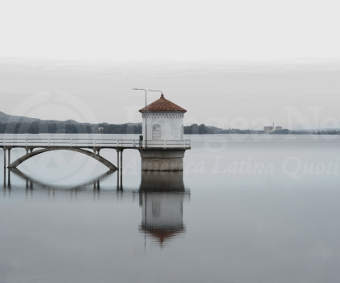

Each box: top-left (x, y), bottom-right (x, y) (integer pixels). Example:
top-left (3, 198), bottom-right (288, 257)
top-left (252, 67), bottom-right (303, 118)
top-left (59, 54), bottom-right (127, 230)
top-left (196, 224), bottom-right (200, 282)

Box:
top-left (116, 149), bottom-right (123, 190)
top-left (7, 148), bottom-right (11, 187)
top-left (139, 171), bottom-right (185, 192)
top-left (93, 180), bottom-right (100, 190)
top-left (3, 148), bottom-right (6, 188)
top-left (116, 150), bottom-right (119, 188)
top-left (139, 149), bottom-right (185, 171)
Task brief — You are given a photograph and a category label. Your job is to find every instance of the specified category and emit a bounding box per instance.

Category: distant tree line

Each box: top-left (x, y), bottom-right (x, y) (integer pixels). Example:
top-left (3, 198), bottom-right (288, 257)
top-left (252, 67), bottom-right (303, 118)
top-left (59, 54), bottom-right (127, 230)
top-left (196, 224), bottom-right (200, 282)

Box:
top-left (1, 111), bottom-right (340, 135)
top-left (0, 120), bottom-right (235, 134)
top-left (0, 120), bottom-right (142, 134)
top-left (0, 121), bottom-right (242, 134)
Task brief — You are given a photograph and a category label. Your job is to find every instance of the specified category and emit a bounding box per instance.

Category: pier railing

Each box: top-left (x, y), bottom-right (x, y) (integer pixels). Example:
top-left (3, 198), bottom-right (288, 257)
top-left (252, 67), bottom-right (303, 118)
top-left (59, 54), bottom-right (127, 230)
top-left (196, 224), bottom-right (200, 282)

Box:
top-left (0, 137), bottom-right (191, 149)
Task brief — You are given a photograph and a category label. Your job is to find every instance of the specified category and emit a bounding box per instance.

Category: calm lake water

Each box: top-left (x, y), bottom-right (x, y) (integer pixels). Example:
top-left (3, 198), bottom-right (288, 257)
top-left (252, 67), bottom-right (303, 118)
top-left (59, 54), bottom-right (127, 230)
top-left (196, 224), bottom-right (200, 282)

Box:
top-left (1, 134), bottom-right (340, 283)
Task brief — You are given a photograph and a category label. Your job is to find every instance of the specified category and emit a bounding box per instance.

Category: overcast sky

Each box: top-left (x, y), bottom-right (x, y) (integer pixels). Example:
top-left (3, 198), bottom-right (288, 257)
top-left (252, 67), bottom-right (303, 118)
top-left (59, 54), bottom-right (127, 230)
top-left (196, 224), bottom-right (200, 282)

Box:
top-left (1, 0), bottom-right (340, 129)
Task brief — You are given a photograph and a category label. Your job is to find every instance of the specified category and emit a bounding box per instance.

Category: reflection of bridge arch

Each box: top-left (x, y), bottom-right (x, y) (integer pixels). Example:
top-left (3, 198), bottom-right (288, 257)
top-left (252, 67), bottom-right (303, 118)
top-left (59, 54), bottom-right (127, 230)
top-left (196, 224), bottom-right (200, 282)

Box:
top-left (8, 147), bottom-right (117, 170)
top-left (10, 168), bottom-right (114, 191)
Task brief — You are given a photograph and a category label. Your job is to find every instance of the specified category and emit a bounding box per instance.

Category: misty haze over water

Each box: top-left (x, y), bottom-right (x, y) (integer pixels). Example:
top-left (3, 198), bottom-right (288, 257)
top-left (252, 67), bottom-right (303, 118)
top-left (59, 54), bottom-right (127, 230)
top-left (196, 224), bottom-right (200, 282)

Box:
top-left (1, 59), bottom-right (340, 130)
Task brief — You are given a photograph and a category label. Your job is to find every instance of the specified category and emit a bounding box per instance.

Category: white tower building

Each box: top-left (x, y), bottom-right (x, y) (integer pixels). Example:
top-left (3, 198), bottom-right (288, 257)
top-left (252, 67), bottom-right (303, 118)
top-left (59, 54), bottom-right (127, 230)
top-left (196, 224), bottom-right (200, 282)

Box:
top-left (139, 94), bottom-right (189, 171)
top-left (139, 94), bottom-right (187, 142)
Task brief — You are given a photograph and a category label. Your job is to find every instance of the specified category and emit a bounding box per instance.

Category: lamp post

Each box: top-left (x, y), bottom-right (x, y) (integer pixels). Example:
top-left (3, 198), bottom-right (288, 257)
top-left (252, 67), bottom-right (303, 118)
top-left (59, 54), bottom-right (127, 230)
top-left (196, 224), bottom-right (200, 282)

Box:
top-left (132, 88), bottom-right (163, 148)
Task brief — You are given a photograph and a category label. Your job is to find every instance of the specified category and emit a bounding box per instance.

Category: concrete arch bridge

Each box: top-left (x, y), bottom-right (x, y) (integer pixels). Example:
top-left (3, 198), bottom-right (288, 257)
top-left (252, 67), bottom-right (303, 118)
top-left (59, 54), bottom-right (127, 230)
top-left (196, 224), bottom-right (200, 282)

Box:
top-left (1, 136), bottom-right (190, 188)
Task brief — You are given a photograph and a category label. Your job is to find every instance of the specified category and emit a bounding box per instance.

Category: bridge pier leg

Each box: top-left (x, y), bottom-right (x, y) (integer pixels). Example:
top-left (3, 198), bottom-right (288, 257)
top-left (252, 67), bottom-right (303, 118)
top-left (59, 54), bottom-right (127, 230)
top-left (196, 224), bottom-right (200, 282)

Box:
top-left (116, 150), bottom-right (119, 189)
top-left (116, 149), bottom-right (123, 190)
top-left (7, 148), bottom-right (11, 187)
top-left (120, 149), bottom-right (123, 189)
top-left (93, 179), bottom-right (101, 191)
top-left (3, 148), bottom-right (6, 188)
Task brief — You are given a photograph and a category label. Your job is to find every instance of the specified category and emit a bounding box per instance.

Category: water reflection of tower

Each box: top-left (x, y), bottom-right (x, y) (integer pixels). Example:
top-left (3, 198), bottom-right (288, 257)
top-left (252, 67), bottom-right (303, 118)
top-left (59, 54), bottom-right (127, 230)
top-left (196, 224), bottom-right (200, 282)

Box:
top-left (140, 193), bottom-right (185, 245)
top-left (139, 171), bottom-right (188, 246)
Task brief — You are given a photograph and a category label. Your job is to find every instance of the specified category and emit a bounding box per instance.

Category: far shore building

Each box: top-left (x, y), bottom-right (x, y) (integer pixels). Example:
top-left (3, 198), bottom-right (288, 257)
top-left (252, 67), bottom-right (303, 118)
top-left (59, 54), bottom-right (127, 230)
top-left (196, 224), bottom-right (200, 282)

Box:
top-left (264, 125), bottom-right (274, 133)
top-left (264, 123), bottom-right (287, 134)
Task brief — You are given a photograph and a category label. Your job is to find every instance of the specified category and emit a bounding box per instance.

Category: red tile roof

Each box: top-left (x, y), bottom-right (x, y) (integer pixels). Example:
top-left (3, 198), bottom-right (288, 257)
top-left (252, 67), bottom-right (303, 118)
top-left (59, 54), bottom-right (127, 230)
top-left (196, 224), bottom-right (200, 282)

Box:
top-left (139, 94), bottom-right (187, 113)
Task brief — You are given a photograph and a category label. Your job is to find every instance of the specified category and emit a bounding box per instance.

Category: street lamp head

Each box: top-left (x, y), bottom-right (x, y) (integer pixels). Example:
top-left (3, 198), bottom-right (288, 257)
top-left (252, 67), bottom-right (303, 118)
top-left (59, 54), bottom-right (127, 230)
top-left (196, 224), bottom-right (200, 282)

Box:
top-left (132, 88), bottom-right (163, 93)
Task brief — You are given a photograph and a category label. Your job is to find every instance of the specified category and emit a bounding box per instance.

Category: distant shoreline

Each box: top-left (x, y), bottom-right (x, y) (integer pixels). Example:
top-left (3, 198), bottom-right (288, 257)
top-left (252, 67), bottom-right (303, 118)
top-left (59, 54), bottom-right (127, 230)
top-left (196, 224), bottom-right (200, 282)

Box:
top-left (1, 111), bottom-right (340, 135)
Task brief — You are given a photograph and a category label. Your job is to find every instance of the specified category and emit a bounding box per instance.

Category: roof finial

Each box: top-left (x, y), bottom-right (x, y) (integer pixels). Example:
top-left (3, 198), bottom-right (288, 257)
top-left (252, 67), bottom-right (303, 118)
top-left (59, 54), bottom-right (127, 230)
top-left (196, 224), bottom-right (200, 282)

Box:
top-left (161, 93), bottom-right (164, 98)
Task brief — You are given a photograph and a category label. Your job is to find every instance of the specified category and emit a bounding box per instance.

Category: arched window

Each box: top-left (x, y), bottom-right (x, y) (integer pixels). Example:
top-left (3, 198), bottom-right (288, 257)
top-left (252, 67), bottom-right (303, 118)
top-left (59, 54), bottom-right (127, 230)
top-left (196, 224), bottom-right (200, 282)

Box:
top-left (152, 124), bottom-right (161, 140)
